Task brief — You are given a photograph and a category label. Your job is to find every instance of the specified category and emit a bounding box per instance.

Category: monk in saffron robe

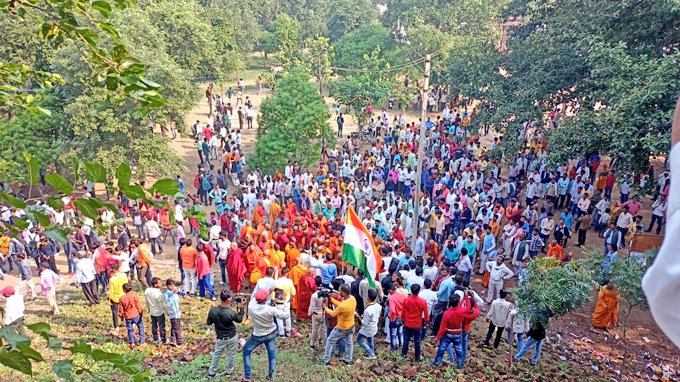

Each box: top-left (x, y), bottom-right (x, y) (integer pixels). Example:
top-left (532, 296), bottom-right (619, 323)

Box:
top-left (253, 201), bottom-right (266, 227)
top-left (269, 199), bottom-right (282, 223)
top-left (226, 242), bottom-right (246, 292)
top-left (592, 283), bottom-right (619, 329)
top-left (546, 240), bottom-right (564, 262)
top-left (285, 240), bottom-right (301, 268)
top-left (288, 254), bottom-right (309, 310)
top-left (296, 268), bottom-right (317, 320)
top-left (246, 243), bottom-right (265, 286)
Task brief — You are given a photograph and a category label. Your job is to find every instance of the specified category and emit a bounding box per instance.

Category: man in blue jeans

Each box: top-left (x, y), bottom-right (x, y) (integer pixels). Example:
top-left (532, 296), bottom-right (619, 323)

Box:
top-left (510, 311), bottom-right (552, 366)
top-left (356, 289), bottom-right (381, 359)
top-left (243, 289), bottom-right (290, 381)
top-left (322, 284), bottom-right (357, 365)
top-left (432, 292), bottom-right (478, 368)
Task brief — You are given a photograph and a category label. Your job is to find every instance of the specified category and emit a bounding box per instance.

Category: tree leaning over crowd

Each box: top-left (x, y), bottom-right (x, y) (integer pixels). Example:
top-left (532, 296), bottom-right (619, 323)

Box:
top-left (251, 70), bottom-right (334, 174)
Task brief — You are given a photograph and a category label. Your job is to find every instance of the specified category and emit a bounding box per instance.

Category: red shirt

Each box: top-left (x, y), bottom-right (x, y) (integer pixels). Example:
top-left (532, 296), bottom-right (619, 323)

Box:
top-left (401, 294), bottom-right (429, 329)
top-left (203, 127), bottom-right (213, 140)
top-left (437, 295), bottom-right (479, 340)
top-left (388, 292), bottom-right (406, 322)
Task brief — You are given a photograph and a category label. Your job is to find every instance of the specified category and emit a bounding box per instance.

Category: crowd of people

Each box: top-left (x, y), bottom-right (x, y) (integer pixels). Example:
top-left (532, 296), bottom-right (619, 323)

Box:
top-left (0, 81), bottom-right (669, 381)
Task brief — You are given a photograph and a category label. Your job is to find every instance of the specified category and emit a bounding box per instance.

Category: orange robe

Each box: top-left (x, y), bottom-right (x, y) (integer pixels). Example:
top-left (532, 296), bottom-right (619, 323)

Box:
top-left (546, 244), bottom-right (564, 261)
top-left (286, 247), bottom-right (301, 268)
top-left (253, 205), bottom-right (266, 227)
top-left (592, 286), bottom-right (619, 328)
top-left (270, 201), bottom-right (281, 223)
top-left (288, 264), bottom-right (308, 310)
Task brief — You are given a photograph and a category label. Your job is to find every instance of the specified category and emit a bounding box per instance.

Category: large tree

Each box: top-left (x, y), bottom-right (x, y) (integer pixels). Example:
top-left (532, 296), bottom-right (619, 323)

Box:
top-left (446, 0), bottom-right (680, 171)
top-left (251, 70), bottom-right (333, 173)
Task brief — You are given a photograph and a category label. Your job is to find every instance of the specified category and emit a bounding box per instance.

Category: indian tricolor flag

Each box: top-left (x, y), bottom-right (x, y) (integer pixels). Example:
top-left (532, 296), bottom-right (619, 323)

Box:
top-left (342, 206), bottom-right (382, 288)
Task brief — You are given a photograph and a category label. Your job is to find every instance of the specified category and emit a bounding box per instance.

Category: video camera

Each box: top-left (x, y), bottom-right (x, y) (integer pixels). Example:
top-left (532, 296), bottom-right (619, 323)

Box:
top-left (317, 287), bottom-right (334, 299)
top-left (233, 296), bottom-right (245, 304)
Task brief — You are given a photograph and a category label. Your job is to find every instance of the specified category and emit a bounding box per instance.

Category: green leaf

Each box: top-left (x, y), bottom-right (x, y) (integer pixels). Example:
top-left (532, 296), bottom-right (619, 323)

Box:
top-left (116, 163), bottom-right (132, 186)
top-left (91, 349), bottom-right (123, 363)
top-left (22, 152), bottom-right (39, 185)
top-left (0, 191), bottom-right (27, 208)
top-left (0, 349), bottom-right (32, 375)
top-left (116, 358), bottom-right (143, 375)
top-left (52, 359), bottom-right (73, 381)
top-left (150, 179), bottom-right (179, 196)
top-left (84, 161), bottom-right (106, 183)
top-left (91, 0), bottom-right (112, 17)
top-left (74, 198), bottom-right (100, 220)
top-left (14, 217), bottom-right (30, 230)
top-left (119, 184), bottom-right (145, 200)
top-left (16, 343), bottom-right (44, 361)
top-left (0, 326), bottom-right (31, 348)
top-left (47, 337), bottom-right (63, 351)
top-left (33, 211), bottom-right (52, 227)
top-left (68, 340), bottom-right (91, 355)
top-left (45, 173), bottom-right (73, 195)
top-left (44, 227), bottom-right (69, 244)
top-left (26, 322), bottom-right (53, 342)
top-left (47, 197), bottom-right (65, 210)
top-left (71, 156), bottom-right (80, 184)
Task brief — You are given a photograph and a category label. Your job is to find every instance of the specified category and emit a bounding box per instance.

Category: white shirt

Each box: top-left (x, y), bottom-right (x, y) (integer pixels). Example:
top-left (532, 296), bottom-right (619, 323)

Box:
top-left (423, 265), bottom-right (438, 282)
top-left (75, 258), bottom-right (97, 284)
top-left (145, 220), bottom-right (162, 239)
top-left (419, 289), bottom-right (437, 315)
top-left (643, 144), bottom-right (680, 348)
top-left (358, 302), bottom-right (382, 337)
top-left (4, 294), bottom-right (24, 325)
top-left (248, 299), bottom-right (289, 337)
top-left (111, 251), bottom-right (131, 273)
top-left (486, 262), bottom-right (514, 282)
top-left (487, 298), bottom-right (512, 327)
top-left (174, 205), bottom-right (184, 221)
top-left (218, 239), bottom-right (230, 260)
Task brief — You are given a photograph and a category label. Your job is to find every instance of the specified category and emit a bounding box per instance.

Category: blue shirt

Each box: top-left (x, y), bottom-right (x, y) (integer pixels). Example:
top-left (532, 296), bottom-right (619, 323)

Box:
top-left (177, 178), bottom-right (185, 194)
top-left (311, 258), bottom-right (338, 286)
top-left (164, 290), bottom-right (181, 319)
top-left (437, 277), bottom-right (455, 302)
top-left (483, 234), bottom-right (495, 253)
top-left (560, 213), bottom-right (574, 229)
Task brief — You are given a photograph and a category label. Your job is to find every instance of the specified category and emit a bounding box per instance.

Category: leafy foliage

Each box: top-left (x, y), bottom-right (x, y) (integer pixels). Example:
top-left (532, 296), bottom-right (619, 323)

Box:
top-left (251, 70), bottom-right (333, 173)
top-left (0, 323), bottom-right (150, 380)
top-left (447, 0), bottom-right (680, 171)
top-left (332, 23), bottom-right (395, 70)
top-left (326, 0), bottom-right (375, 41)
top-left (513, 257), bottom-right (595, 325)
top-left (328, 48), bottom-right (393, 123)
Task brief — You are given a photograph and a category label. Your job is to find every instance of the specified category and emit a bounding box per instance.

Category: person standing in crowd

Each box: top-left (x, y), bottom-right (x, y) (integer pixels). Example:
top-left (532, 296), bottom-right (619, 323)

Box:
top-left (355, 288), bottom-right (381, 359)
top-left (243, 289), bottom-right (290, 381)
top-left (16, 253), bottom-right (37, 299)
top-left (483, 289), bottom-right (512, 349)
top-left (1, 286), bottom-right (25, 333)
top-left (401, 284), bottom-right (429, 362)
top-left (39, 262), bottom-right (60, 315)
top-left (118, 283), bottom-right (145, 347)
top-left (75, 250), bottom-right (99, 305)
top-left (322, 284), bottom-right (357, 366)
top-left (145, 277), bottom-right (167, 345)
top-left (207, 290), bottom-right (246, 378)
top-left (108, 262), bottom-right (128, 334)
top-left (164, 279), bottom-right (183, 347)
top-left (485, 256), bottom-right (514, 303)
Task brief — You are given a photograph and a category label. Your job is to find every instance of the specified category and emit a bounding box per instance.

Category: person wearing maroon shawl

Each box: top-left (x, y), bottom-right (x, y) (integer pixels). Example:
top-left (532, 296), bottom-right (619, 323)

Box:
top-left (295, 269), bottom-right (317, 320)
top-left (226, 242), bottom-right (246, 292)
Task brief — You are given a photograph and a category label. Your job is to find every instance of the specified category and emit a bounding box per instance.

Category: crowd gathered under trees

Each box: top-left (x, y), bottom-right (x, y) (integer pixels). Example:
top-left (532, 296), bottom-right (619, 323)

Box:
top-left (0, 73), bottom-right (667, 380)
top-left (0, 0), bottom-right (678, 380)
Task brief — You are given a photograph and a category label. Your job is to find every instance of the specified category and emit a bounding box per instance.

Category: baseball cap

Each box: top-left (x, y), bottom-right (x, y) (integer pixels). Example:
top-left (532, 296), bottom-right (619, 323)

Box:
top-left (255, 289), bottom-right (269, 302)
top-left (0, 286), bottom-right (15, 296)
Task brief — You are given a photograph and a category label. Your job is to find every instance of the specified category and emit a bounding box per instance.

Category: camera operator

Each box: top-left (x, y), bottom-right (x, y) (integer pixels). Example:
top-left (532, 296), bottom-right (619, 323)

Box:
top-left (322, 283), bottom-right (357, 366)
top-left (206, 290), bottom-right (246, 378)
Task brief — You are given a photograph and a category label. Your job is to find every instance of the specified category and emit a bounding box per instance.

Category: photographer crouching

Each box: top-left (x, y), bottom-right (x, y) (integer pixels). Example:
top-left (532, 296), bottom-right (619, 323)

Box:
top-left (206, 290), bottom-right (246, 377)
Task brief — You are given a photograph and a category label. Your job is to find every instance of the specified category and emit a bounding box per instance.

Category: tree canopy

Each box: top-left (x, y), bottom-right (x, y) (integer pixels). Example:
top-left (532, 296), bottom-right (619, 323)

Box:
top-left (251, 70), bottom-right (333, 173)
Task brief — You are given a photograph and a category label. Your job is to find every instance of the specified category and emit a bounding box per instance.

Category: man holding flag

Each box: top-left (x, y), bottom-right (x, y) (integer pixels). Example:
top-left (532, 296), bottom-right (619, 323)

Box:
top-left (341, 207), bottom-right (383, 289)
